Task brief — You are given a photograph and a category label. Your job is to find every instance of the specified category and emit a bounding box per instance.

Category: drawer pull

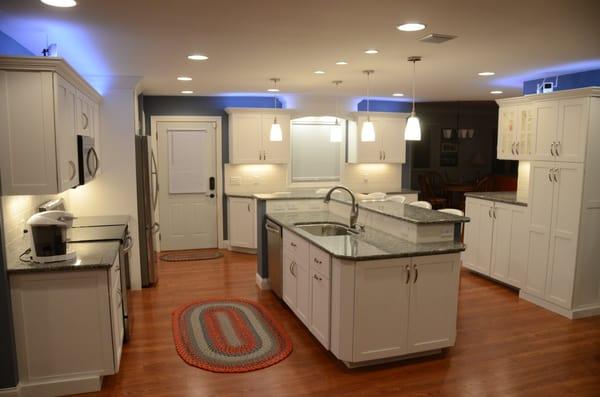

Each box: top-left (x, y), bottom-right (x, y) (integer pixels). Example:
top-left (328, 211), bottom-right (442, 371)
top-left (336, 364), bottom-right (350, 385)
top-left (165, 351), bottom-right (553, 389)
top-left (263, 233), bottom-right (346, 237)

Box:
top-left (313, 274), bottom-right (322, 281)
top-left (291, 242), bottom-right (297, 247)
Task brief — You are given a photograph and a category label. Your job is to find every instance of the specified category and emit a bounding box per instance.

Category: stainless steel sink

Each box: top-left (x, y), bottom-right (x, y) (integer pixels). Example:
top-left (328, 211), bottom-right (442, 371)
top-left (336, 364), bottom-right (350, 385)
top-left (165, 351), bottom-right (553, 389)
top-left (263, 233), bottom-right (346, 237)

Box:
top-left (295, 222), bottom-right (358, 237)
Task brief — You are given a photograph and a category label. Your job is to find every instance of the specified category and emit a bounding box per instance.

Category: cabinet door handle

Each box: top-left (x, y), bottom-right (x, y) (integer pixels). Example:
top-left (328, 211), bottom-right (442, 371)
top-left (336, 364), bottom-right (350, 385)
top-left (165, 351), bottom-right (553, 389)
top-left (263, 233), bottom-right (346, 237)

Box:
top-left (515, 142), bottom-right (520, 155)
top-left (555, 141), bottom-right (561, 157)
top-left (383, 151), bottom-right (386, 160)
top-left (493, 208), bottom-right (496, 219)
top-left (263, 151), bottom-right (266, 161)
top-left (81, 112), bottom-right (89, 130)
top-left (247, 203), bottom-right (251, 212)
top-left (548, 170), bottom-right (553, 183)
top-left (511, 142), bottom-right (515, 155)
top-left (291, 242), bottom-right (297, 247)
top-left (550, 142), bottom-right (556, 156)
top-left (488, 207), bottom-right (492, 218)
top-left (68, 160), bottom-right (77, 181)
top-left (553, 168), bottom-right (559, 183)
top-left (413, 264), bottom-right (419, 283)
top-left (405, 264), bottom-right (411, 284)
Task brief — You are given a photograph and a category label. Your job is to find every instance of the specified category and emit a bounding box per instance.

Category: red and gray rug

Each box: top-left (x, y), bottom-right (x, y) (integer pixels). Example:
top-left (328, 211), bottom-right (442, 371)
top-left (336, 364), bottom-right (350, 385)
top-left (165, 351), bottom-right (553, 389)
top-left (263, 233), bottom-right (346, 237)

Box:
top-left (172, 298), bottom-right (293, 373)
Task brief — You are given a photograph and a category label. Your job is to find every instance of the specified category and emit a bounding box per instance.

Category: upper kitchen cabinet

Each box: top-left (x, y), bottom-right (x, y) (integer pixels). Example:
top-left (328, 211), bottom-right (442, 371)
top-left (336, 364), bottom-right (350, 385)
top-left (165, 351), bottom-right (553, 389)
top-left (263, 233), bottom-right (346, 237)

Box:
top-left (226, 108), bottom-right (291, 164)
top-left (0, 57), bottom-right (102, 195)
top-left (496, 88), bottom-right (594, 163)
top-left (347, 112), bottom-right (407, 163)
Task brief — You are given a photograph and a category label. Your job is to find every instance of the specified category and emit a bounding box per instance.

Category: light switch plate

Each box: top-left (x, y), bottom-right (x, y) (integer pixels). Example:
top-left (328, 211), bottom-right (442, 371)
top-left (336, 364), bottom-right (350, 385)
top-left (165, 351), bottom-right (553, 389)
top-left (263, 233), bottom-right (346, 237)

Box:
top-left (230, 176), bottom-right (242, 185)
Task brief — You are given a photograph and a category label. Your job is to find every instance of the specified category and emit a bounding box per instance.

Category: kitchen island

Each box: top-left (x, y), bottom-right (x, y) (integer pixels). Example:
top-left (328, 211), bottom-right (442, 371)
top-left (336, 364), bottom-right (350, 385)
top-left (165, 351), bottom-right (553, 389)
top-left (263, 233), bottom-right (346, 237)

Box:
top-left (263, 196), bottom-right (468, 367)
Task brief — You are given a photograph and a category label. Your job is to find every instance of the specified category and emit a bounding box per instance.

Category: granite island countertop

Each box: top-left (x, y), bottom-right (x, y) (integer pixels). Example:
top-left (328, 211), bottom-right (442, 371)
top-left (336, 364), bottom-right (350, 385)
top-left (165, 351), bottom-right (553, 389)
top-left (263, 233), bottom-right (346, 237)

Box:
top-left (267, 211), bottom-right (465, 261)
top-left (7, 241), bottom-right (121, 274)
top-left (226, 189), bottom-right (419, 201)
top-left (464, 191), bottom-right (527, 207)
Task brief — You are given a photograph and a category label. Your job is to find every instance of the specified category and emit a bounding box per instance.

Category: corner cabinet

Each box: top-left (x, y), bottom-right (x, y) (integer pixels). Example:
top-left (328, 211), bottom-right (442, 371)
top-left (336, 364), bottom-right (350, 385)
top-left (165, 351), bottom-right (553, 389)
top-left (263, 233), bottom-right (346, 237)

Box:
top-left (228, 196), bottom-right (257, 250)
top-left (462, 197), bottom-right (528, 289)
top-left (347, 112), bottom-right (407, 163)
top-left (226, 108), bottom-right (291, 164)
top-left (0, 57), bottom-right (102, 195)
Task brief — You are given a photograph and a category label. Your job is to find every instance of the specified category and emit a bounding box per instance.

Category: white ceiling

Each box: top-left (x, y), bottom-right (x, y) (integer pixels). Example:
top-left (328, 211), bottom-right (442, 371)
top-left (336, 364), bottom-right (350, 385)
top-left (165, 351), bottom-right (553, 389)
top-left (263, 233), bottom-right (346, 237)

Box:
top-left (1, 0), bottom-right (599, 102)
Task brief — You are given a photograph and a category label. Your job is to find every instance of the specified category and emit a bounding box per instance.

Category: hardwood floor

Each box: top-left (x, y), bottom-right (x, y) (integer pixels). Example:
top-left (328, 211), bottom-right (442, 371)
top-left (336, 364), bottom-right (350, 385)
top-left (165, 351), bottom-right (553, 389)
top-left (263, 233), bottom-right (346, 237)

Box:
top-left (77, 250), bottom-right (600, 397)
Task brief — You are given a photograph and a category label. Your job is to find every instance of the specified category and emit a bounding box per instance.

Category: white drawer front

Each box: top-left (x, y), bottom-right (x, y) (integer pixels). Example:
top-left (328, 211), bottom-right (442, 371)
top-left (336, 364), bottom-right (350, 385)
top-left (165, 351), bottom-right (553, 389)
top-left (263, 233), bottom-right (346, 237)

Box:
top-left (309, 245), bottom-right (331, 278)
top-left (283, 230), bottom-right (309, 263)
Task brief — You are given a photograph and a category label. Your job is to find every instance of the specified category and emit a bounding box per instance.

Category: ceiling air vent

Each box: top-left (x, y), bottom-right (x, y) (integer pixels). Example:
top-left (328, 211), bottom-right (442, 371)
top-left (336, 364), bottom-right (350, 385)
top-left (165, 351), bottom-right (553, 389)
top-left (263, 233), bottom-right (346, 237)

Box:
top-left (419, 33), bottom-right (457, 44)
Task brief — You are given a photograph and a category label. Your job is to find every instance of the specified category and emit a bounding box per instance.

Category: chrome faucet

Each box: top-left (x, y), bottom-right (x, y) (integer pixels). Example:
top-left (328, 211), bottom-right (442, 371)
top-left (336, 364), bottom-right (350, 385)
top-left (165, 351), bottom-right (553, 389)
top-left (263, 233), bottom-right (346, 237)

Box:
top-left (323, 186), bottom-right (360, 230)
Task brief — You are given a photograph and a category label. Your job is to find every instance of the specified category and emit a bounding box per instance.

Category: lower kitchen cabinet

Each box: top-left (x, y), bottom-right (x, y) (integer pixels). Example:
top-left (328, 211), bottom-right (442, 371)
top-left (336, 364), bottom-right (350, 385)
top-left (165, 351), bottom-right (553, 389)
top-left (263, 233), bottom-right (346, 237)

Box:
top-left (282, 227), bottom-right (461, 364)
top-left (228, 197), bottom-right (256, 249)
top-left (9, 255), bottom-right (123, 395)
top-left (462, 197), bottom-right (528, 289)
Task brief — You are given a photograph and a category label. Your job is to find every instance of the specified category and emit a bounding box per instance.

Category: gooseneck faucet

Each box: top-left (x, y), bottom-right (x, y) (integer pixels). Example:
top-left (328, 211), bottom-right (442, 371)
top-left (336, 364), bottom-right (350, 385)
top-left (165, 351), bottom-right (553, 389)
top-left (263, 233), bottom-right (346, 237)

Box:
top-left (323, 186), bottom-right (359, 229)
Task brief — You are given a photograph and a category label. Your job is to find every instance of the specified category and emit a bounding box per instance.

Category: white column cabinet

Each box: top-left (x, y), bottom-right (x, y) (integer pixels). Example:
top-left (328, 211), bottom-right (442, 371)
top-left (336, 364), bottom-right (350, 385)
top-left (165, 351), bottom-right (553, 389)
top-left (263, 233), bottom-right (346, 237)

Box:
top-left (228, 197), bottom-right (256, 249)
top-left (0, 57), bottom-right (102, 195)
top-left (556, 98), bottom-right (589, 163)
top-left (463, 197), bottom-right (529, 289)
top-left (227, 108), bottom-right (291, 164)
top-left (532, 100), bottom-right (559, 161)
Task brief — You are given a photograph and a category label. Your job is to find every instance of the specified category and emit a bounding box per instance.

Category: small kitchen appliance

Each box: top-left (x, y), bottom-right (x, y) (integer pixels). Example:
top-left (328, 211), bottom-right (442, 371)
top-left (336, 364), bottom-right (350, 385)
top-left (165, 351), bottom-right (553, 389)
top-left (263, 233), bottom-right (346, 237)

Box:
top-left (26, 210), bottom-right (76, 263)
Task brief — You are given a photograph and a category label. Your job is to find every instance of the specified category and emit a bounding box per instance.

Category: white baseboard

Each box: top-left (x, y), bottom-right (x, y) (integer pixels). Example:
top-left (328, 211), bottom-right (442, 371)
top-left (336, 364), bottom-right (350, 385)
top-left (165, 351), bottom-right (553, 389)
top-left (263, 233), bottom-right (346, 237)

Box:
top-left (255, 273), bottom-right (271, 290)
top-left (519, 291), bottom-right (575, 319)
top-left (0, 385), bottom-right (19, 397)
top-left (229, 246), bottom-right (257, 254)
top-left (17, 375), bottom-right (102, 397)
top-left (571, 305), bottom-right (600, 319)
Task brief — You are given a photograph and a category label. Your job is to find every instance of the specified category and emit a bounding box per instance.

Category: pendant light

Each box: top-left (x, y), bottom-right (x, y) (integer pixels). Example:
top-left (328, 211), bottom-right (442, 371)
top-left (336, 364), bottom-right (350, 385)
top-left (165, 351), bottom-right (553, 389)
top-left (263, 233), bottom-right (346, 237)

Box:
top-left (269, 78), bottom-right (283, 142)
top-left (330, 80), bottom-right (343, 142)
top-left (361, 70), bottom-right (376, 142)
top-left (404, 56), bottom-right (422, 141)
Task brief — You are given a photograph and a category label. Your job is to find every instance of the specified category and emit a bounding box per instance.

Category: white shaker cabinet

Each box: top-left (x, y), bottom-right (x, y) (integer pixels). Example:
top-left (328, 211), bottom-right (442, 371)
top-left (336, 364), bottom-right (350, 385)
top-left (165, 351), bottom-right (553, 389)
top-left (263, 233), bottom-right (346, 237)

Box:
top-left (348, 112), bottom-right (407, 163)
top-left (228, 197), bottom-right (256, 249)
top-left (0, 57), bottom-right (102, 195)
top-left (226, 108), bottom-right (291, 164)
top-left (462, 197), bottom-right (528, 289)
top-left (525, 161), bottom-right (584, 308)
top-left (555, 97), bottom-right (589, 163)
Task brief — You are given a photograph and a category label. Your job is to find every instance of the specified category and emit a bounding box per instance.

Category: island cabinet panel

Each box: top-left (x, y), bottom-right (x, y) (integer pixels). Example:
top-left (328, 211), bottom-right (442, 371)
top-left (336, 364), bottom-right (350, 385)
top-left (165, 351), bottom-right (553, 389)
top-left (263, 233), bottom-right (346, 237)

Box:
top-left (309, 267), bottom-right (331, 349)
top-left (282, 230), bottom-right (310, 327)
top-left (407, 254), bottom-right (460, 353)
top-left (282, 252), bottom-right (297, 309)
top-left (462, 198), bottom-right (494, 274)
top-left (353, 258), bottom-right (411, 362)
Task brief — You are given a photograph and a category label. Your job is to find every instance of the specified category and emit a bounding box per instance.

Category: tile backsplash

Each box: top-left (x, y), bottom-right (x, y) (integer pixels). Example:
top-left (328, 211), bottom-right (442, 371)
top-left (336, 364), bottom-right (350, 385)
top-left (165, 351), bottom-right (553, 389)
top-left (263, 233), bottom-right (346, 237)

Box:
top-left (1, 194), bottom-right (60, 257)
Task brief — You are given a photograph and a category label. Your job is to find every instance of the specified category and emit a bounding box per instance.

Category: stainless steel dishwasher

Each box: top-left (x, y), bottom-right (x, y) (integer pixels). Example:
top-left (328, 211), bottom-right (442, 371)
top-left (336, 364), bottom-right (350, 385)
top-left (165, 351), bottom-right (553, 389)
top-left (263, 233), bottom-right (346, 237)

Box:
top-left (265, 219), bottom-right (283, 298)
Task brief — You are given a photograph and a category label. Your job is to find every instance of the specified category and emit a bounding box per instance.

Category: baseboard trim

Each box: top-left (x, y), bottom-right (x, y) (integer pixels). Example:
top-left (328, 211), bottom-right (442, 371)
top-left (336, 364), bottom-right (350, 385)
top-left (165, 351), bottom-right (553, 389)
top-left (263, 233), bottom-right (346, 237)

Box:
top-left (571, 305), bottom-right (600, 319)
top-left (519, 291), bottom-right (574, 319)
top-left (17, 375), bottom-right (103, 397)
top-left (343, 349), bottom-right (442, 369)
top-left (229, 246), bottom-right (257, 255)
top-left (255, 273), bottom-right (271, 290)
top-left (0, 385), bottom-right (19, 397)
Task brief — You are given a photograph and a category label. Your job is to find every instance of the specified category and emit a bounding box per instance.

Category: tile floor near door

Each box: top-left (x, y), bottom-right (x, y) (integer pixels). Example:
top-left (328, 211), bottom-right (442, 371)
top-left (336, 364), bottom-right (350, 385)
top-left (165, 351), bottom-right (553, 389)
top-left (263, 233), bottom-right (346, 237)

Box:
top-left (77, 250), bottom-right (600, 397)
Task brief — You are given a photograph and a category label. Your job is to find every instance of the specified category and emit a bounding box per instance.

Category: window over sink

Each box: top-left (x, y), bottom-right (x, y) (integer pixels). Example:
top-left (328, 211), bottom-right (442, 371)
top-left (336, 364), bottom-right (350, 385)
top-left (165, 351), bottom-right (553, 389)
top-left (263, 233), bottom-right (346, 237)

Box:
top-left (290, 116), bottom-right (344, 184)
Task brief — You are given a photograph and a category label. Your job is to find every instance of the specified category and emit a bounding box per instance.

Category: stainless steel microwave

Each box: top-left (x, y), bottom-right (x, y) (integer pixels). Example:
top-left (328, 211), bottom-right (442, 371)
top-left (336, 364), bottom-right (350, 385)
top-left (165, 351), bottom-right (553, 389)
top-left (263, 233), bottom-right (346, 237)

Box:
top-left (77, 135), bottom-right (99, 185)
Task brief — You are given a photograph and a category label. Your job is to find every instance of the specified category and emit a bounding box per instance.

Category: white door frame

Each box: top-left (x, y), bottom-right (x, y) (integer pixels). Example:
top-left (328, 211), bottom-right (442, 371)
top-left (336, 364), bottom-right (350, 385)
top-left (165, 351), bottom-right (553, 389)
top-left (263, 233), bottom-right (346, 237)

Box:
top-left (150, 115), bottom-right (225, 249)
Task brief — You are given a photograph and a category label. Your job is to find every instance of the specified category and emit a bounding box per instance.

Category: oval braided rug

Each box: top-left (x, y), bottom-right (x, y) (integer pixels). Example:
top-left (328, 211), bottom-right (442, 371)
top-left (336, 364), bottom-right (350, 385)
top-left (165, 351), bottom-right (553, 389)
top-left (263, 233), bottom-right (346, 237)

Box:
top-left (172, 298), bottom-right (293, 373)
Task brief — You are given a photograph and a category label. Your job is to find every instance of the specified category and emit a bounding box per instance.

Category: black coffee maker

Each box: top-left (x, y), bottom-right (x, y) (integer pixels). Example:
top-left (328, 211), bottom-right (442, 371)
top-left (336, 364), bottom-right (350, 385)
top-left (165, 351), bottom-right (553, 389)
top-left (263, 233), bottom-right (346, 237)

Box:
top-left (26, 211), bottom-right (76, 263)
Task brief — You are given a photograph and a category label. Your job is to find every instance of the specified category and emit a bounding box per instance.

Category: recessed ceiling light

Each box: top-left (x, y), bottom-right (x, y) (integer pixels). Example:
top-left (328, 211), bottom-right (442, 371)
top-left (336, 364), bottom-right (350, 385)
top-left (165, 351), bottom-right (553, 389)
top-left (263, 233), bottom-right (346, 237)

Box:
top-left (177, 76), bottom-right (192, 81)
top-left (41, 0), bottom-right (77, 7)
top-left (314, 70), bottom-right (326, 74)
top-left (490, 90), bottom-right (503, 95)
top-left (397, 23), bottom-right (426, 32)
top-left (364, 49), bottom-right (379, 55)
top-left (267, 88), bottom-right (280, 92)
top-left (478, 72), bottom-right (495, 76)
top-left (392, 93), bottom-right (404, 97)
top-left (336, 60), bottom-right (348, 65)
top-left (181, 90), bottom-right (194, 94)
top-left (188, 54), bottom-right (208, 61)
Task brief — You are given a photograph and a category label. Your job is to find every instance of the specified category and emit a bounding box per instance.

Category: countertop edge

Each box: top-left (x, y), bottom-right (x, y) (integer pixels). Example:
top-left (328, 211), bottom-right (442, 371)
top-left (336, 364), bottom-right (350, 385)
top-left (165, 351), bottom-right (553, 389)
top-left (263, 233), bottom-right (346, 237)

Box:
top-left (464, 192), bottom-right (528, 207)
top-left (266, 214), bottom-right (466, 261)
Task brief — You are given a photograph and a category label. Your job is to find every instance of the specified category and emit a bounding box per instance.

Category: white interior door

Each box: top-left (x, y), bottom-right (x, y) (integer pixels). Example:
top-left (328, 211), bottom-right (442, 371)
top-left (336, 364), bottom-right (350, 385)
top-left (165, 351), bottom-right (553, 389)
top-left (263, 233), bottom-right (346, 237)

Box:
top-left (157, 121), bottom-right (217, 250)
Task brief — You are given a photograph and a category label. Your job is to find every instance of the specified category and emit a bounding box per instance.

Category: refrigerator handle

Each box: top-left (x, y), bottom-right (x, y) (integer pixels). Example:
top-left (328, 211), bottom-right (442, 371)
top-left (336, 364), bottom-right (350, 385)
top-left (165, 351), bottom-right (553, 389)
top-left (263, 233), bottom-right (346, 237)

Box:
top-left (209, 176), bottom-right (215, 190)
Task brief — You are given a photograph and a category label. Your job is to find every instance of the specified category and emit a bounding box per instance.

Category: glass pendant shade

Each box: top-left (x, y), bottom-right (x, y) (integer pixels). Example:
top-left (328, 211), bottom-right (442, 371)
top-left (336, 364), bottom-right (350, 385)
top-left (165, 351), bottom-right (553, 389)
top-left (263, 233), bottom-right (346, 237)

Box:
top-left (330, 121), bottom-right (343, 142)
top-left (270, 117), bottom-right (283, 141)
top-left (404, 114), bottom-right (421, 141)
top-left (361, 120), bottom-right (376, 142)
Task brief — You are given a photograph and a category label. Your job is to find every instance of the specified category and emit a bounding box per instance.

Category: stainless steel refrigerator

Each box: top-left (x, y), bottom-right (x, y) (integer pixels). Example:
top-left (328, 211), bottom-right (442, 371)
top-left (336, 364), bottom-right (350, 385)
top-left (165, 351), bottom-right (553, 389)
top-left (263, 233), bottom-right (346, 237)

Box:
top-left (135, 135), bottom-right (160, 287)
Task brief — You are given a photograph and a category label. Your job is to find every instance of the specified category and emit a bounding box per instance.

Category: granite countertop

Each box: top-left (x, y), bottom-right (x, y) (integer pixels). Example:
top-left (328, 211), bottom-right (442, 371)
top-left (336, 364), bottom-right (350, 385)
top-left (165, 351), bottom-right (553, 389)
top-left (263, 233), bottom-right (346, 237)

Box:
top-left (7, 241), bottom-right (120, 274)
top-left (334, 198), bottom-right (470, 224)
top-left (464, 191), bottom-right (528, 207)
top-left (227, 189), bottom-right (420, 201)
top-left (267, 211), bottom-right (465, 261)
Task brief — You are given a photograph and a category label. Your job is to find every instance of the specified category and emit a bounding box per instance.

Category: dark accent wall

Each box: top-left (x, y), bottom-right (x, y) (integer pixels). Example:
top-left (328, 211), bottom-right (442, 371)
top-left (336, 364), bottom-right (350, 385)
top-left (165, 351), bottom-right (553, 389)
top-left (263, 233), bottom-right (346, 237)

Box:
top-left (523, 69), bottom-right (600, 95)
top-left (408, 101), bottom-right (516, 189)
top-left (141, 95), bottom-right (283, 240)
top-left (0, 30), bottom-right (32, 56)
top-left (0, 203), bottom-right (18, 389)
top-left (357, 99), bottom-right (412, 113)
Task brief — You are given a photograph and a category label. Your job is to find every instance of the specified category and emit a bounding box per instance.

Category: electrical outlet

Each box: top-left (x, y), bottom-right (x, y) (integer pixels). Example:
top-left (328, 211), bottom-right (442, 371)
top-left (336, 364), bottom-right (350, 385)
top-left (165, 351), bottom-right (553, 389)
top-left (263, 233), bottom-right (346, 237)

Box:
top-left (230, 176), bottom-right (242, 185)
